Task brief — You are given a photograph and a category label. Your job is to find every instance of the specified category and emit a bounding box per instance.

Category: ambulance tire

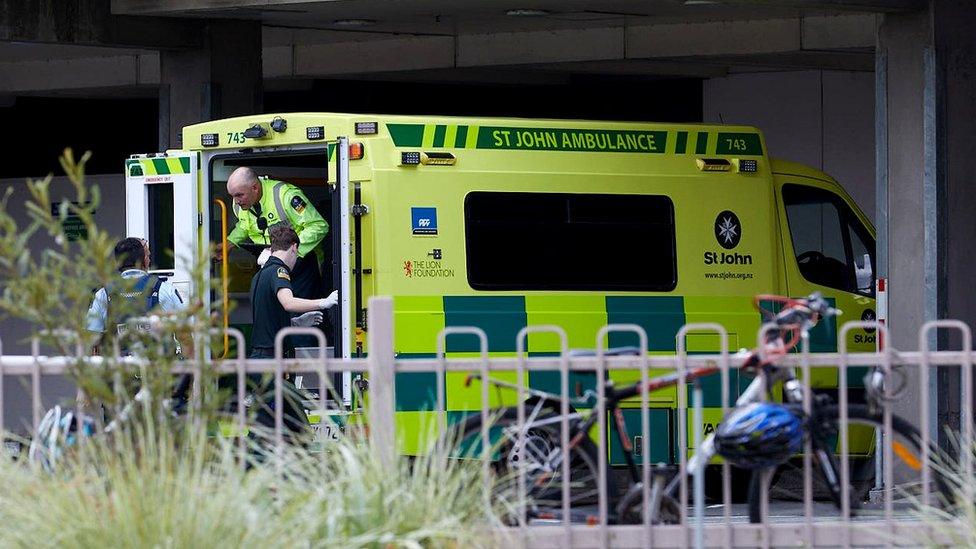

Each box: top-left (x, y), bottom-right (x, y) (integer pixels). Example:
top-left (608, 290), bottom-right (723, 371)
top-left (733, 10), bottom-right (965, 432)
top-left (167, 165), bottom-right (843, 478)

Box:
top-left (452, 408), bottom-right (616, 512)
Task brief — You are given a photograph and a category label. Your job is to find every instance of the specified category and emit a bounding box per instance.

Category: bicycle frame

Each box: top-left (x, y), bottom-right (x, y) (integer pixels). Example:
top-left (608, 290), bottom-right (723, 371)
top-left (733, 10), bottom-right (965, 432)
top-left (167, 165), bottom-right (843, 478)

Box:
top-left (470, 362), bottom-right (723, 488)
top-left (662, 360), bottom-right (859, 518)
top-left (466, 293), bottom-right (887, 525)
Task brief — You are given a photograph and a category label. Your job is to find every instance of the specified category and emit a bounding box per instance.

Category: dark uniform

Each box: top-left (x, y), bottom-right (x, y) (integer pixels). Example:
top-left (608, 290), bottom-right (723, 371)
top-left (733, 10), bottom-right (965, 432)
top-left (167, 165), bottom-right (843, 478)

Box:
top-left (249, 255), bottom-right (296, 358)
top-left (246, 255), bottom-right (310, 438)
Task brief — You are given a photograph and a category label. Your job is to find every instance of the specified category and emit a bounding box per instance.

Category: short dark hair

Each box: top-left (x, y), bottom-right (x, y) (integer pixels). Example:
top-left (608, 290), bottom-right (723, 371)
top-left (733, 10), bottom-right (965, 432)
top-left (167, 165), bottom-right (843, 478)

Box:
top-left (268, 224), bottom-right (299, 252)
top-left (114, 237), bottom-right (147, 272)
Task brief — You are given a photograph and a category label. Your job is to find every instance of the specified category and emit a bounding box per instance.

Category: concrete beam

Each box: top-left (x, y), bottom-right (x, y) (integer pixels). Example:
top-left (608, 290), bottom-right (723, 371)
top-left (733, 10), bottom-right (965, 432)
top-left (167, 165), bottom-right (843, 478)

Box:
top-left (293, 36), bottom-right (455, 76)
top-left (278, 15), bottom-right (876, 77)
top-left (0, 14), bottom-right (874, 91)
top-left (716, 0), bottom-right (924, 11)
top-left (627, 15), bottom-right (875, 58)
top-left (460, 27), bottom-right (624, 66)
top-left (628, 19), bottom-right (799, 58)
top-left (694, 51), bottom-right (875, 72)
top-left (0, 53), bottom-right (160, 92)
top-left (0, 0), bottom-right (204, 49)
top-left (111, 0), bottom-right (924, 16)
top-left (802, 14), bottom-right (880, 50)
top-left (112, 0), bottom-right (315, 15)
top-left (538, 59), bottom-right (730, 78)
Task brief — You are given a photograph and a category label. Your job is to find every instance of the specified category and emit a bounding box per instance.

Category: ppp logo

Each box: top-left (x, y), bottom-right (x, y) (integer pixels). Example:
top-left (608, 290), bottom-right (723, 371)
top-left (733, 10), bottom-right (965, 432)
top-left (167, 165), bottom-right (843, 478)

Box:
top-left (411, 207), bottom-right (438, 235)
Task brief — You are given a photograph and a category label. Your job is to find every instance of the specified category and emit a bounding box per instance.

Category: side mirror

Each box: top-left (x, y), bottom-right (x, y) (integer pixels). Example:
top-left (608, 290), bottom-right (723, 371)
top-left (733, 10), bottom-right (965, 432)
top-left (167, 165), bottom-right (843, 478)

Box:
top-left (855, 253), bottom-right (873, 292)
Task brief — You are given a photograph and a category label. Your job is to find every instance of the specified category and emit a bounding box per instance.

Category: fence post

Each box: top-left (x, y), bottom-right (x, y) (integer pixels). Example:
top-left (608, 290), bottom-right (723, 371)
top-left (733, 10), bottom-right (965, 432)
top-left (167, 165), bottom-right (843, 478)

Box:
top-left (367, 296), bottom-right (396, 467)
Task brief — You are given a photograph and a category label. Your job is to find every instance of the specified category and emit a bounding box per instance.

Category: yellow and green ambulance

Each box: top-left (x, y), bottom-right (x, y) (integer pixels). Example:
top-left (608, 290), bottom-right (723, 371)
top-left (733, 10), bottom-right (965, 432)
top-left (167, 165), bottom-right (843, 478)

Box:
top-left (124, 112), bottom-right (877, 463)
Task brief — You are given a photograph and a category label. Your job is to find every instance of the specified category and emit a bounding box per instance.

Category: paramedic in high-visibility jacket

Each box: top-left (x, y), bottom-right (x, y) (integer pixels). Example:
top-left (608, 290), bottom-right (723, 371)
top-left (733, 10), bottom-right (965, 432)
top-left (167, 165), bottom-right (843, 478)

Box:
top-left (223, 166), bottom-right (329, 300)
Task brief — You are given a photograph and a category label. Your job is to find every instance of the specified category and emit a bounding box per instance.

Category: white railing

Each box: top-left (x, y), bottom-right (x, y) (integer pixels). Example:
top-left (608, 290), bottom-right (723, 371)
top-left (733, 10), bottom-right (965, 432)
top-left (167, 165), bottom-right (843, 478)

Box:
top-left (1, 296), bottom-right (972, 548)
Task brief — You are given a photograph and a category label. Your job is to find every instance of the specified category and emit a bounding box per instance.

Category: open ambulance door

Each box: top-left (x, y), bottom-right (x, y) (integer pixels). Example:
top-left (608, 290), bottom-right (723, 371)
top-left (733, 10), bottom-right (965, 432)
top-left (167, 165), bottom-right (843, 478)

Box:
top-left (202, 140), bottom-right (352, 406)
top-left (124, 153), bottom-right (200, 303)
top-left (334, 137), bottom-right (353, 404)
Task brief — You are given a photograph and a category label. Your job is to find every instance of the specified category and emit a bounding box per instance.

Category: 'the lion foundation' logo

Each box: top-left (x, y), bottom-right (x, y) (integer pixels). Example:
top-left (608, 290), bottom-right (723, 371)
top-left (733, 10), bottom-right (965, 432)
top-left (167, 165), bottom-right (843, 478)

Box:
top-left (714, 210), bottom-right (742, 249)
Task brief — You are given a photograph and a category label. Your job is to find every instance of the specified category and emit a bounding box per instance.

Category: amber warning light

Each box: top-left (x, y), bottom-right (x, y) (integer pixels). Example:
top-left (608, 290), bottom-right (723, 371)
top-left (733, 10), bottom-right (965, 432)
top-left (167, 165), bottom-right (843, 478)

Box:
top-left (420, 152), bottom-right (456, 166)
top-left (696, 158), bottom-right (732, 172)
top-left (349, 143), bottom-right (364, 160)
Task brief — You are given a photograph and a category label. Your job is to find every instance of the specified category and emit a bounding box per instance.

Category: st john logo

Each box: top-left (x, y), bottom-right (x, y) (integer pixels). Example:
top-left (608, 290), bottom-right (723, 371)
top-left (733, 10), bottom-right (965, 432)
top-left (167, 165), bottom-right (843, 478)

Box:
top-left (714, 210), bottom-right (741, 249)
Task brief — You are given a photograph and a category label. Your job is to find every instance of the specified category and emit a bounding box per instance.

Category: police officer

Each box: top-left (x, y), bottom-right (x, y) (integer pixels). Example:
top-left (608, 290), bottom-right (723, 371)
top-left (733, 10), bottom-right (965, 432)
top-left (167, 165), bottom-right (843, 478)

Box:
top-left (87, 237), bottom-right (189, 355)
top-left (224, 166), bottom-right (329, 300)
top-left (249, 224), bottom-right (337, 359)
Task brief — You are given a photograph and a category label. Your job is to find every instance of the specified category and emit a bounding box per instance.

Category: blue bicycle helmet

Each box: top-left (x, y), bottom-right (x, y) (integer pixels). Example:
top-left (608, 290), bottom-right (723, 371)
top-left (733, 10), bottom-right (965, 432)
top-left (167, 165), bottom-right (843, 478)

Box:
top-left (714, 402), bottom-right (803, 469)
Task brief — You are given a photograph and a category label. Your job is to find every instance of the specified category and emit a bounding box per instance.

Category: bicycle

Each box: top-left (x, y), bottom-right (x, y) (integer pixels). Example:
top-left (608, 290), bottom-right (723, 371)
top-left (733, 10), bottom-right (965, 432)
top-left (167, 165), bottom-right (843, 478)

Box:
top-left (450, 292), bottom-right (946, 524)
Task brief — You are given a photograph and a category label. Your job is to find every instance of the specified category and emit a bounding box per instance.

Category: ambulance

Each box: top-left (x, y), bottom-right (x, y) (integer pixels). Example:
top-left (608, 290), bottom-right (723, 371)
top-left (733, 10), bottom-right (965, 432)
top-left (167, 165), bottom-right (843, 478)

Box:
top-left (124, 112), bottom-right (877, 463)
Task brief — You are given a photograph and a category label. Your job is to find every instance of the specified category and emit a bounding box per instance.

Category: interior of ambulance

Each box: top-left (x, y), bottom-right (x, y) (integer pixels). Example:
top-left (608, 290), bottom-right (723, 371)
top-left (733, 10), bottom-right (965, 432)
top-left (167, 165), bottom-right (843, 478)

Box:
top-left (207, 151), bottom-right (337, 358)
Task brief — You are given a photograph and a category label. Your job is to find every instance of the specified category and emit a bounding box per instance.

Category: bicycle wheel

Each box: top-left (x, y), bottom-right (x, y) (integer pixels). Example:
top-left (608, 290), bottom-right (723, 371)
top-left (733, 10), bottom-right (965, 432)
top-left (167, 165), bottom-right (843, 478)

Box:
top-left (451, 407), bottom-right (614, 509)
top-left (747, 404), bottom-right (946, 523)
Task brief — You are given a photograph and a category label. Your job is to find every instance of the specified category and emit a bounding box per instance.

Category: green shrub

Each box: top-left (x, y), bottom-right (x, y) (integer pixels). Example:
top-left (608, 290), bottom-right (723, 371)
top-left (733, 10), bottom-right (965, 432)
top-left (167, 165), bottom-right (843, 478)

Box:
top-left (0, 151), bottom-right (513, 548)
top-left (0, 419), bottom-right (510, 548)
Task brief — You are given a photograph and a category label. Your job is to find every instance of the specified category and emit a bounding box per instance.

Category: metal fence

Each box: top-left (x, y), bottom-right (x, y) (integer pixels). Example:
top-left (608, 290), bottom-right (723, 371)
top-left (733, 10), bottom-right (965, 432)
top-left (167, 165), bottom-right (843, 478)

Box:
top-left (1, 296), bottom-right (972, 548)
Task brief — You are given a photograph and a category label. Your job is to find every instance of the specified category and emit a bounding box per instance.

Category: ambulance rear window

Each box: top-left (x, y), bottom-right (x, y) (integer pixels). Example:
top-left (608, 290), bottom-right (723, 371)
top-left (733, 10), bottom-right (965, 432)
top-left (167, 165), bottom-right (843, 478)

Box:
top-left (464, 192), bottom-right (677, 291)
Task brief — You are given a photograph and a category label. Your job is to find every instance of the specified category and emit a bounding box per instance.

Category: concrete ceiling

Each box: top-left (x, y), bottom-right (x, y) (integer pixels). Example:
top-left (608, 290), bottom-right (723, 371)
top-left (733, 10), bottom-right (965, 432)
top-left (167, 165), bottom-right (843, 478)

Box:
top-left (0, 0), bottom-right (922, 96)
top-left (111, 0), bottom-right (922, 36)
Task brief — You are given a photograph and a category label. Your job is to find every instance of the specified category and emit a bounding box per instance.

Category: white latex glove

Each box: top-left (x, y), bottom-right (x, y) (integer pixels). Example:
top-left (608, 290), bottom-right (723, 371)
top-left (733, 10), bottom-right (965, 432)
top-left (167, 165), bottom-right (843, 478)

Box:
top-left (291, 310), bottom-right (323, 327)
top-left (257, 248), bottom-right (271, 267)
top-left (318, 290), bottom-right (339, 310)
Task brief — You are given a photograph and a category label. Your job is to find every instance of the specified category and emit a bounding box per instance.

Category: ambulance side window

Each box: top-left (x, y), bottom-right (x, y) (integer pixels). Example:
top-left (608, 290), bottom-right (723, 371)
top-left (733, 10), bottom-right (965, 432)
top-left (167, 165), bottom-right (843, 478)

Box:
top-left (464, 192), bottom-right (677, 291)
top-left (782, 184), bottom-right (875, 296)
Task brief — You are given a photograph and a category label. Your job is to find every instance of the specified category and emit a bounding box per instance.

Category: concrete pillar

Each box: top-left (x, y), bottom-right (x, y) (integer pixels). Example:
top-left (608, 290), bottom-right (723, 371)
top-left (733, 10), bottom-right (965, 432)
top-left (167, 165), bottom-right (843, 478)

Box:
top-left (881, 0), bottom-right (976, 442)
top-left (877, 7), bottom-right (931, 428)
top-left (933, 0), bottom-right (976, 441)
top-left (936, 0), bottom-right (976, 340)
top-left (158, 20), bottom-right (263, 150)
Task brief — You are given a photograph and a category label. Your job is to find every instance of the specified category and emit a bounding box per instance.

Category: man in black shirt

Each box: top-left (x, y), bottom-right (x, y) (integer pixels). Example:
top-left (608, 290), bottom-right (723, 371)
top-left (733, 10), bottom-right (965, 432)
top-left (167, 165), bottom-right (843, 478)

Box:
top-left (250, 225), bottom-right (338, 359)
top-left (247, 224), bottom-right (337, 440)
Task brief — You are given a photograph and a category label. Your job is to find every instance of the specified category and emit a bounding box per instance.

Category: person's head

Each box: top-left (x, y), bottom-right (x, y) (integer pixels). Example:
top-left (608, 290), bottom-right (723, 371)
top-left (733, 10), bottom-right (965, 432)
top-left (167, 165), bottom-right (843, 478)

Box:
top-left (268, 224), bottom-right (300, 268)
top-left (226, 167), bottom-right (263, 210)
top-left (114, 237), bottom-right (150, 272)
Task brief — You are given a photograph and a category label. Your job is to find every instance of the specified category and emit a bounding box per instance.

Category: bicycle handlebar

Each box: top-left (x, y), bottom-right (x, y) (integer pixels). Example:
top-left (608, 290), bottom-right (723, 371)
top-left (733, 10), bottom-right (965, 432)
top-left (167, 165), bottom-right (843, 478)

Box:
top-left (743, 292), bottom-right (842, 374)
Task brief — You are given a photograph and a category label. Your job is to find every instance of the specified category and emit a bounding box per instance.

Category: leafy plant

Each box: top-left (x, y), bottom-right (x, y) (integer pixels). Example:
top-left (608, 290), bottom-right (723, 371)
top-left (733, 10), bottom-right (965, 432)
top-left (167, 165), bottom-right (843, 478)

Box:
top-left (0, 151), bottom-right (513, 547)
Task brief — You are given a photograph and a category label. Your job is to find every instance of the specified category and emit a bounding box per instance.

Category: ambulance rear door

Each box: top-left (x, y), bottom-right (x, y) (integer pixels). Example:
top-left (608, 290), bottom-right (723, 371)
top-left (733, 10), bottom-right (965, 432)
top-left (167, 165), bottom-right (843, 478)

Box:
top-left (124, 153), bottom-right (200, 301)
